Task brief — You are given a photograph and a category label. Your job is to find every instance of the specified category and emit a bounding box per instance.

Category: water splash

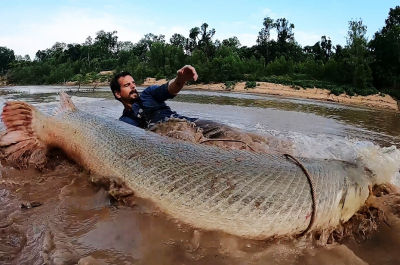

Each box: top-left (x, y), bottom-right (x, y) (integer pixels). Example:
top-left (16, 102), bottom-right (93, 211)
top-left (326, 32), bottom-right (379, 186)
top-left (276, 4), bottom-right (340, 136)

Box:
top-left (255, 125), bottom-right (400, 187)
top-left (355, 143), bottom-right (400, 185)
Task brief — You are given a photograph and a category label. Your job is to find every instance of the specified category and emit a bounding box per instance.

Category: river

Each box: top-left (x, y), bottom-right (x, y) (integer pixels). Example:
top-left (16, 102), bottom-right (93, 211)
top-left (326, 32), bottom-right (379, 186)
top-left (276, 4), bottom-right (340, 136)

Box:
top-left (0, 86), bottom-right (399, 264)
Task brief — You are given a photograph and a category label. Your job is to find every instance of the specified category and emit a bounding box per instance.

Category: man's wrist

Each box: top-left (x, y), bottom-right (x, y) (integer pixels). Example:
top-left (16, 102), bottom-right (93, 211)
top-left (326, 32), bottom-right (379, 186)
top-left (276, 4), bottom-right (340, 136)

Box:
top-left (172, 77), bottom-right (186, 87)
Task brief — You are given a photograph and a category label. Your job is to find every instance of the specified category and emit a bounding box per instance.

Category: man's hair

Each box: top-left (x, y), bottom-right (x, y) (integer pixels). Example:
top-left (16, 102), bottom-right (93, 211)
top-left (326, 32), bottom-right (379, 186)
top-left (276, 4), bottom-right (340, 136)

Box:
top-left (110, 71), bottom-right (132, 101)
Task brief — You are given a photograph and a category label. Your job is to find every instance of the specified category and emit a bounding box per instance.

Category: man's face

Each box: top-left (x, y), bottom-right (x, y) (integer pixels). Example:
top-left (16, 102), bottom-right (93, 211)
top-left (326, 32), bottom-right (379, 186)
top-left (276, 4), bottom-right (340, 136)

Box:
top-left (115, 75), bottom-right (139, 104)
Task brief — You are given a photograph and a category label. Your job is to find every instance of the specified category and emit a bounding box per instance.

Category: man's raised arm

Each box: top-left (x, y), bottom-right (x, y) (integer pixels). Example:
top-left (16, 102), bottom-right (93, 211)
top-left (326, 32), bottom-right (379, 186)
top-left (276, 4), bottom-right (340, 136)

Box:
top-left (168, 65), bottom-right (198, 95)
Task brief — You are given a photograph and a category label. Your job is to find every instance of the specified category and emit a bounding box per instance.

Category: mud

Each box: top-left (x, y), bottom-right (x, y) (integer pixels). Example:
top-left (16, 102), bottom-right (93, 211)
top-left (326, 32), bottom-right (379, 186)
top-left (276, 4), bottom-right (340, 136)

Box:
top-left (149, 118), bottom-right (294, 154)
top-left (1, 153), bottom-right (400, 264)
top-left (1, 88), bottom-right (400, 264)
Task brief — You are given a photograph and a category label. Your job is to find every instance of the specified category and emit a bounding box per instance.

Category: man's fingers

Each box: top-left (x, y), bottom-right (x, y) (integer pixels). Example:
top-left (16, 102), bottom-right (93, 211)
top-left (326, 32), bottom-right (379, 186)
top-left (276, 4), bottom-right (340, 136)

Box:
top-left (185, 65), bottom-right (198, 80)
top-left (177, 65), bottom-right (198, 81)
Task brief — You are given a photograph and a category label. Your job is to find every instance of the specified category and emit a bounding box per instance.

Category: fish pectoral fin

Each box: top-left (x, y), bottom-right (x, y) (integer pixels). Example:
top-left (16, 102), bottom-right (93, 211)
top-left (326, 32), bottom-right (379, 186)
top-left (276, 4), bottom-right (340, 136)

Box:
top-left (1, 101), bottom-right (48, 169)
top-left (53, 91), bottom-right (77, 116)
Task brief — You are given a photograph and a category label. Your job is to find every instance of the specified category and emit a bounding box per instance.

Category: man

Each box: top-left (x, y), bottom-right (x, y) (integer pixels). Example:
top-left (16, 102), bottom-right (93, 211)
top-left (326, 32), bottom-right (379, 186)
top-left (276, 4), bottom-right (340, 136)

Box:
top-left (110, 65), bottom-right (199, 129)
top-left (109, 66), bottom-right (286, 153)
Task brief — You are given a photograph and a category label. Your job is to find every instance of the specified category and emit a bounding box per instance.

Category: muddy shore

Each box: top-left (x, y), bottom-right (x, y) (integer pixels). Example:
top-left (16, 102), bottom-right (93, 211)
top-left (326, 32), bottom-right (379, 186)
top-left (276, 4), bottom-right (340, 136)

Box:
top-left (143, 78), bottom-right (400, 111)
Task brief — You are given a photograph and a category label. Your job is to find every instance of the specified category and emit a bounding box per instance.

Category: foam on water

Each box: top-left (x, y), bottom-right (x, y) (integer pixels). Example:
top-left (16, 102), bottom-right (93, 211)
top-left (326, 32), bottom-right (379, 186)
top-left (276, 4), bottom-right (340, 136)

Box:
top-left (254, 123), bottom-right (400, 188)
top-left (356, 144), bottom-right (400, 186)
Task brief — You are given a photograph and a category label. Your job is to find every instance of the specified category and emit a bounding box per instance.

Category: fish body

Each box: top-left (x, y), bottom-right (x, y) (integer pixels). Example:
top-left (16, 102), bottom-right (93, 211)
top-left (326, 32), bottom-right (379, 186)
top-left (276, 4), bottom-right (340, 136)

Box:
top-left (0, 93), bottom-right (372, 239)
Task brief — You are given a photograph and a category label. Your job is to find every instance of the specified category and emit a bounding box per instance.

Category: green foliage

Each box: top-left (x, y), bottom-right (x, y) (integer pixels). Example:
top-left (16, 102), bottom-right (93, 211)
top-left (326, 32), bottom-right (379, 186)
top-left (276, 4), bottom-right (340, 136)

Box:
top-left (330, 86), bottom-right (344, 96)
top-left (344, 86), bottom-right (355, 96)
top-left (5, 8), bottom-right (399, 98)
top-left (0, 46), bottom-right (15, 73)
top-left (345, 19), bottom-right (374, 90)
top-left (155, 71), bottom-right (165, 80)
top-left (266, 56), bottom-right (293, 76)
top-left (245, 81), bottom-right (256, 89)
top-left (369, 6), bottom-right (400, 91)
top-left (382, 88), bottom-right (400, 100)
top-left (224, 81), bottom-right (236, 90)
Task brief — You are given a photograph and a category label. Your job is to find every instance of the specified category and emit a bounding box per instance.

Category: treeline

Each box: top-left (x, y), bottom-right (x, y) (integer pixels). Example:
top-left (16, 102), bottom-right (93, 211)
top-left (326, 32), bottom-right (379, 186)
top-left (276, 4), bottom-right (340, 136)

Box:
top-left (1, 6), bottom-right (399, 98)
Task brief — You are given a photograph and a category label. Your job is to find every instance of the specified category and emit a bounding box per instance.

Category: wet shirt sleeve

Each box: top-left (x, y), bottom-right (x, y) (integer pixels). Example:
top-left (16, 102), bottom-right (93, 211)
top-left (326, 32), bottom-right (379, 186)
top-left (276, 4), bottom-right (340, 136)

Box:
top-left (141, 83), bottom-right (176, 104)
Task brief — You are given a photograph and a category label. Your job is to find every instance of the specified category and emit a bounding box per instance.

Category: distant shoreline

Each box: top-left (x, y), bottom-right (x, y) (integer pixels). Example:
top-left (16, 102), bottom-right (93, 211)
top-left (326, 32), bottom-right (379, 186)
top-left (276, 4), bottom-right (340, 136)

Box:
top-left (142, 78), bottom-right (400, 112)
top-left (1, 78), bottom-right (398, 112)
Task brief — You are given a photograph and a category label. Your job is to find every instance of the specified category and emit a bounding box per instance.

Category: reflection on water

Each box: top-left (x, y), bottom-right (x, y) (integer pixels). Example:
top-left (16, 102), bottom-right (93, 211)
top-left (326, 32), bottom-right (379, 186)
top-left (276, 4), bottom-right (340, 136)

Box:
top-left (1, 86), bottom-right (400, 264)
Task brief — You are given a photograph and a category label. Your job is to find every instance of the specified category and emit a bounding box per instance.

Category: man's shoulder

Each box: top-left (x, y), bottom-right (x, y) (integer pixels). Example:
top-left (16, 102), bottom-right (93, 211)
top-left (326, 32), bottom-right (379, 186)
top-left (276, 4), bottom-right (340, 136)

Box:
top-left (141, 82), bottom-right (174, 103)
top-left (142, 83), bottom-right (168, 93)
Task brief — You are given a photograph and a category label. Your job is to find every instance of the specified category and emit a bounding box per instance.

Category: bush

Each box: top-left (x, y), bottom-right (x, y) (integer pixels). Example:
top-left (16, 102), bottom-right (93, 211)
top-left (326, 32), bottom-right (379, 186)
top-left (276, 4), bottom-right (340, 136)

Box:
top-left (245, 81), bottom-right (256, 89)
top-left (383, 89), bottom-right (400, 100)
top-left (331, 86), bottom-right (344, 96)
top-left (353, 86), bottom-right (378, 96)
top-left (224, 81), bottom-right (236, 90)
top-left (344, 86), bottom-right (355, 96)
top-left (155, 71), bottom-right (165, 80)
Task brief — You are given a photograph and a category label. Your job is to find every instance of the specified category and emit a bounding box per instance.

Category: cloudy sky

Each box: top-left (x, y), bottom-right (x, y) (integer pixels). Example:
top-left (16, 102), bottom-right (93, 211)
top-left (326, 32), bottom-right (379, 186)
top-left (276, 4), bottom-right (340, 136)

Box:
top-left (0, 0), bottom-right (397, 59)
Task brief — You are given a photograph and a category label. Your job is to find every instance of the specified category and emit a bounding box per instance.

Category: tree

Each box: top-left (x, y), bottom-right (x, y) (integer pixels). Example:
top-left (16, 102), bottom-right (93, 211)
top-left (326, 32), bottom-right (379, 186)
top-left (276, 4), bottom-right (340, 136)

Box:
top-left (257, 17), bottom-right (275, 46)
top-left (82, 36), bottom-right (93, 67)
top-left (345, 19), bottom-right (374, 91)
top-left (65, 43), bottom-right (82, 62)
top-left (35, 50), bottom-right (47, 62)
top-left (170, 33), bottom-right (186, 48)
top-left (222, 37), bottom-right (241, 49)
top-left (369, 6), bottom-right (400, 92)
top-left (138, 33), bottom-right (165, 51)
top-left (0, 46), bottom-right (15, 73)
top-left (256, 17), bottom-right (276, 63)
top-left (275, 18), bottom-right (295, 43)
top-left (93, 30), bottom-right (119, 59)
top-left (320, 36), bottom-right (333, 62)
top-left (188, 23), bottom-right (216, 59)
top-left (117, 41), bottom-right (134, 52)
top-left (303, 36), bottom-right (332, 63)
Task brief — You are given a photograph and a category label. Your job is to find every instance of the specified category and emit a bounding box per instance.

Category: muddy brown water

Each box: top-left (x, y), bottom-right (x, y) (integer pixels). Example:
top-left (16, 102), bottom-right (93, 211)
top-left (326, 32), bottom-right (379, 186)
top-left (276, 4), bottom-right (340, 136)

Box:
top-left (0, 86), bottom-right (400, 264)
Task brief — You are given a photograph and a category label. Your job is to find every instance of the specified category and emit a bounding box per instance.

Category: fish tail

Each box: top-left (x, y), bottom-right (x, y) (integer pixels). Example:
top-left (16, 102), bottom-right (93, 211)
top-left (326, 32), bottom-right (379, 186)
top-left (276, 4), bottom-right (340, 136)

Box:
top-left (0, 101), bottom-right (47, 169)
top-left (53, 91), bottom-right (77, 115)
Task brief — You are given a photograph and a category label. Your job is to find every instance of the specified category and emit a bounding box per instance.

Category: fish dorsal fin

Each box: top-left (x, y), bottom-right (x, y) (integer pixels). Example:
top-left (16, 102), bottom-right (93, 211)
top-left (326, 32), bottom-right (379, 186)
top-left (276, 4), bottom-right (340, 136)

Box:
top-left (53, 91), bottom-right (77, 115)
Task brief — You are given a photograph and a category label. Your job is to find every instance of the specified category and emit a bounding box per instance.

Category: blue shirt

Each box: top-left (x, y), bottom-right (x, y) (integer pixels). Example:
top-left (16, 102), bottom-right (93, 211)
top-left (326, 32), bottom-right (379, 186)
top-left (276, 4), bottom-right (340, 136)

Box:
top-left (119, 83), bottom-right (196, 128)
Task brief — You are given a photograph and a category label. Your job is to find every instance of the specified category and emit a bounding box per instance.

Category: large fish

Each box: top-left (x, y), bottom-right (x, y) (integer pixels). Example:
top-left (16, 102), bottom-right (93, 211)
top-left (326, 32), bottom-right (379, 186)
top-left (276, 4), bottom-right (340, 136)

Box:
top-left (0, 92), bottom-right (373, 239)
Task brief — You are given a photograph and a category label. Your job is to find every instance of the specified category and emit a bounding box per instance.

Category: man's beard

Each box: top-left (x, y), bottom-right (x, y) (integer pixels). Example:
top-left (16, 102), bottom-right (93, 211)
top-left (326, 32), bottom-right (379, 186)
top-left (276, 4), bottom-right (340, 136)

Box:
top-left (129, 91), bottom-right (140, 103)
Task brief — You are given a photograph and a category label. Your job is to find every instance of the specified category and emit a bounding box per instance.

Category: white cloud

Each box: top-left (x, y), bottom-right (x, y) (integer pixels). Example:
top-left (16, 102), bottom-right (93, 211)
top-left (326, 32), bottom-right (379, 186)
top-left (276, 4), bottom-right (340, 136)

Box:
top-left (294, 31), bottom-right (321, 47)
top-left (157, 26), bottom-right (190, 40)
top-left (262, 8), bottom-right (278, 19)
top-left (236, 33), bottom-right (257, 47)
top-left (0, 5), bottom-right (335, 58)
top-left (0, 7), bottom-right (156, 58)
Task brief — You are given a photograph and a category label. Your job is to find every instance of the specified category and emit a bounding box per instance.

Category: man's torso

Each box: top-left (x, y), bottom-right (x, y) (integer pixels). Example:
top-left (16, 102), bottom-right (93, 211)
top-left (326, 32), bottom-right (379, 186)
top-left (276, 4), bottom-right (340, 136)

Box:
top-left (119, 83), bottom-right (196, 128)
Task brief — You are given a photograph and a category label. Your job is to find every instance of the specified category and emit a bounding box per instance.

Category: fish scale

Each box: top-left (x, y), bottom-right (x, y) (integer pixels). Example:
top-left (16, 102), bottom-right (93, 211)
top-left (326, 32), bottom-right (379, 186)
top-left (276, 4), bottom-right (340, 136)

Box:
top-left (0, 94), bottom-right (374, 239)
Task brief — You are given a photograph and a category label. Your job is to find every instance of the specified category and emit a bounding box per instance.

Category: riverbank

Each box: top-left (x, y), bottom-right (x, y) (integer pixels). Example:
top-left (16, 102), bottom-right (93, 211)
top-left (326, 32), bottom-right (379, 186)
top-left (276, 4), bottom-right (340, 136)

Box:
top-left (1, 77), bottom-right (398, 111)
top-left (142, 78), bottom-right (399, 111)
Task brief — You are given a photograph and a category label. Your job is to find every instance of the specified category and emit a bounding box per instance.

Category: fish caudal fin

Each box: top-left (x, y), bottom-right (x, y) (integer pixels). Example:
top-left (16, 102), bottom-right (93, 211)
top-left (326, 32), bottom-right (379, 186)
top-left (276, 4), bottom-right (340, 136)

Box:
top-left (53, 91), bottom-right (77, 115)
top-left (0, 101), bottom-right (47, 169)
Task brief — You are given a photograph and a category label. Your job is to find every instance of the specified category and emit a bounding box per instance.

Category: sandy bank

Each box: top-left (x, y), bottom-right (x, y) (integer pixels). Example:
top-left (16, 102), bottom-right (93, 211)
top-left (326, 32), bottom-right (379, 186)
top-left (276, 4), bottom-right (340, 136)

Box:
top-left (181, 81), bottom-right (399, 111)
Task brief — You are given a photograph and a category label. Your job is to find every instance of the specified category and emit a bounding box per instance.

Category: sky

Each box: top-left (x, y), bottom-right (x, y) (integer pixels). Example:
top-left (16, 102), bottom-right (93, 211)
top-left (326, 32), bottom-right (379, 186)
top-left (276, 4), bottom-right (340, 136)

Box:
top-left (0, 0), bottom-right (398, 59)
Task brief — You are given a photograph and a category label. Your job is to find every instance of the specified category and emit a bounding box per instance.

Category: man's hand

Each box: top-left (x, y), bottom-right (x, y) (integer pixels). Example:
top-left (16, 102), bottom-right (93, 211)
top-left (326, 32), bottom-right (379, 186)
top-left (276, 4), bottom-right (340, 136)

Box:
top-left (176, 65), bottom-right (198, 83)
top-left (168, 65), bottom-right (198, 95)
